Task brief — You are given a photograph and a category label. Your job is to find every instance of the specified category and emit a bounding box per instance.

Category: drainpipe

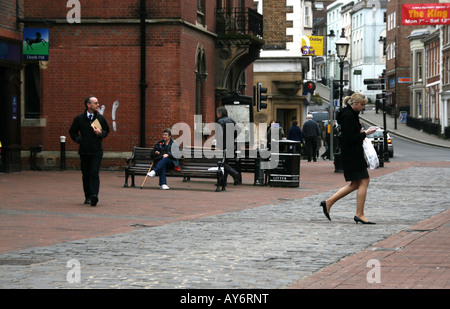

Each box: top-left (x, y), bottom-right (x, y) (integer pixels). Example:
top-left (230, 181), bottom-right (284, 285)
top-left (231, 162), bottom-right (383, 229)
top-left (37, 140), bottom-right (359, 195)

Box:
top-left (139, 0), bottom-right (148, 147)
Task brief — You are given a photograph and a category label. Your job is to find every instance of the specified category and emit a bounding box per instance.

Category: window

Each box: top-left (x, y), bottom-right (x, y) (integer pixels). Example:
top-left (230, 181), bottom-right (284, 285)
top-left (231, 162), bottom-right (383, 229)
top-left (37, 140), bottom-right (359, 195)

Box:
top-left (387, 42), bottom-right (395, 61)
top-left (197, 0), bottom-right (205, 25)
top-left (195, 45), bottom-right (207, 116)
top-left (417, 91), bottom-right (423, 118)
top-left (24, 63), bottom-right (40, 119)
top-left (305, 7), bottom-right (310, 27)
top-left (417, 51), bottom-right (423, 81)
top-left (447, 57), bottom-right (450, 85)
top-left (388, 12), bottom-right (396, 31)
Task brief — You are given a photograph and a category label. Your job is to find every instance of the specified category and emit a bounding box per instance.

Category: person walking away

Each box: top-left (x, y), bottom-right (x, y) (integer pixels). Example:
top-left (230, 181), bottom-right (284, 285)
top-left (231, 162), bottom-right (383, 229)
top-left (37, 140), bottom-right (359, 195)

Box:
top-left (302, 114), bottom-right (320, 162)
top-left (69, 95), bottom-right (110, 206)
top-left (287, 120), bottom-right (302, 141)
top-left (287, 120), bottom-right (303, 153)
top-left (146, 128), bottom-right (181, 190)
top-left (216, 106), bottom-right (241, 185)
top-left (319, 92), bottom-right (378, 224)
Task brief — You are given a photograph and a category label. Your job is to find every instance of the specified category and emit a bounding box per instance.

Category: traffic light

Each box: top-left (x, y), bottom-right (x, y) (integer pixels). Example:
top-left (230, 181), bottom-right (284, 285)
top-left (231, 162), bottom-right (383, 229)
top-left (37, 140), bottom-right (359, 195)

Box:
top-left (256, 82), bottom-right (268, 112)
top-left (332, 80), bottom-right (340, 100)
top-left (303, 81), bottom-right (316, 94)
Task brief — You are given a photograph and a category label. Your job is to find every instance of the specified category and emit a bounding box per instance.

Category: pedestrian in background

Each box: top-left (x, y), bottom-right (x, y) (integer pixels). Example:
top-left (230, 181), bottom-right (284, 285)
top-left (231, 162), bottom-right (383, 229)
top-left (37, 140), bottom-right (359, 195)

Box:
top-left (267, 120), bottom-right (285, 150)
top-left (69, 95), bottom-right (110, 206)
top-left (287, 120), bottom-right (302, 142)
top-left (319, 92), bottom-right (377, 224)
top-left (302, 114), bottom-right (320, 162)
top-left (288, 120), bottom-right (303, 153)
top-left (320, 122), bottom-right (337, 160)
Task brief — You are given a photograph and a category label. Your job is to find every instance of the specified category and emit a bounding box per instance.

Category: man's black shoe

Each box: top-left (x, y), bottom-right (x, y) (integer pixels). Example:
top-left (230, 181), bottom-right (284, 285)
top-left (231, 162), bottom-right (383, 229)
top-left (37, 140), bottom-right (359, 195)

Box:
top-left (90, 195), bottom-right (98, 206)
top-left (84, 198), bottom-right (91, 205)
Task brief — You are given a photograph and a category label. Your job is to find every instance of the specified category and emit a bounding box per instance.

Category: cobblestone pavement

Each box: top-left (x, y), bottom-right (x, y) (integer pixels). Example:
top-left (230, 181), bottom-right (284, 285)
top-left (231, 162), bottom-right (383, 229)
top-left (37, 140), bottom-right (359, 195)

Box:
top-left (0, 166), bottom-right (449, 289)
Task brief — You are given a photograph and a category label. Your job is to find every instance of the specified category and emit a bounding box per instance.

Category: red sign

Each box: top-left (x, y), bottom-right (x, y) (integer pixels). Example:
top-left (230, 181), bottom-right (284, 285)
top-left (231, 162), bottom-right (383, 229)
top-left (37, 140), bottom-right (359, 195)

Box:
top-left (402, 3), bottom-right (450, 25)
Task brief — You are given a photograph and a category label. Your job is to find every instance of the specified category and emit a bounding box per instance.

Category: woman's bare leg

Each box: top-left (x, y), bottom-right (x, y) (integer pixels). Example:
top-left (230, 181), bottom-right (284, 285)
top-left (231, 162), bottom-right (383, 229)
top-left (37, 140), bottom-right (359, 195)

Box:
top-left (355, 177), bottom-right (371, 220)
top-left (325, 180), bottom-right (360, 213)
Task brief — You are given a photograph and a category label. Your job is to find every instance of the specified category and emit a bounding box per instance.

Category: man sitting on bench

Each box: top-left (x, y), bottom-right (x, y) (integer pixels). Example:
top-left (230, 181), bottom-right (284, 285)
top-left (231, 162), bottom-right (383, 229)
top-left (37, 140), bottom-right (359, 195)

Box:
top-left (147, 128), bottom-right (181, 190)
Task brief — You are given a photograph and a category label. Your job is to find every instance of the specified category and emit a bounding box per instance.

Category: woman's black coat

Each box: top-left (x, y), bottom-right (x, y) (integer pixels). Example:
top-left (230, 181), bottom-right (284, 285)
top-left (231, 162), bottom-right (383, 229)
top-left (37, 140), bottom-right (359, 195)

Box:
top-left (336, 105), bottom-right (368, 172)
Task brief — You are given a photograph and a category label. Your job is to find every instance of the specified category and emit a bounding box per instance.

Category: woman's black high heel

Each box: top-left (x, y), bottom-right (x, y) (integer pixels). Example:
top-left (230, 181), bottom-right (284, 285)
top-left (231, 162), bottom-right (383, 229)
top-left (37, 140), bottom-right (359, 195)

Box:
top-left (354, 216), bottom-right (376, 224)
top-left (320, 201), bottom-right (331, 221)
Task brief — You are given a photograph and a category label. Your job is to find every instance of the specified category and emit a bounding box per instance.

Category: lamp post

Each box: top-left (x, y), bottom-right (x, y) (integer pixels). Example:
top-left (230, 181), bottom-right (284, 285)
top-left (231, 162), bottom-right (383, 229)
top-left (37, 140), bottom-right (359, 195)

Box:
top-left (378, 36), bottom-right (390, 163)
top-left (335, 28), bottom-right (350, 108)
top-left (333, 29), bottom-right (350, 172)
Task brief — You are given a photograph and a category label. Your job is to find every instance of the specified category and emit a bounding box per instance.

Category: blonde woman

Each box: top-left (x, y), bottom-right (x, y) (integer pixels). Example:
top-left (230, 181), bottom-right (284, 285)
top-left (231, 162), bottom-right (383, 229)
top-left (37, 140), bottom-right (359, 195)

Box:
top-left (319, 93), bottom-right (378, 224)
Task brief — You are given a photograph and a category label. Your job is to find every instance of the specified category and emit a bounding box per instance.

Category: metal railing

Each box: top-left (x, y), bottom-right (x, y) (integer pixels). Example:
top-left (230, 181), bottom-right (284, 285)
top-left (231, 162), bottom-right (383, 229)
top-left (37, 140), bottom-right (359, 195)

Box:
top-left (215, 7), bottom-right (263, 38)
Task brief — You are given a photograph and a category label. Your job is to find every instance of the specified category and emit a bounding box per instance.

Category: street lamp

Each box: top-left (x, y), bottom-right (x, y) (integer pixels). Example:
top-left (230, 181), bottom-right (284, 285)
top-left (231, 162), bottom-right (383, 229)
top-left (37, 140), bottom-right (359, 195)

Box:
top-left (335, 28), bottom-right (350, 108)
top-left (333, 29), bottom-right (350, 172)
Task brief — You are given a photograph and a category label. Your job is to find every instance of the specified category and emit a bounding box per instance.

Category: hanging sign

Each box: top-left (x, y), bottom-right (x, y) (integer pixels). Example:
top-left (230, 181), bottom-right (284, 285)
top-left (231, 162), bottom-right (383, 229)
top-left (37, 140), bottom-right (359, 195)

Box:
top-left (402, 3), bottom-right (450, 25)
top-left (23, 28), bottom-right (49, 61)
top-left (301, 35), bottom-right (324, 56)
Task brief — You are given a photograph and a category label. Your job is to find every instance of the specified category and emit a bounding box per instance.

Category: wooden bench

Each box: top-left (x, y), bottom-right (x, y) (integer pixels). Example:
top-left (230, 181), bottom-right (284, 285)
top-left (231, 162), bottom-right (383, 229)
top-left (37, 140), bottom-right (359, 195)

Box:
top-left (124, 146), bottom-right (227, 191)
top-left (228, 148), bottom-right (266, 186)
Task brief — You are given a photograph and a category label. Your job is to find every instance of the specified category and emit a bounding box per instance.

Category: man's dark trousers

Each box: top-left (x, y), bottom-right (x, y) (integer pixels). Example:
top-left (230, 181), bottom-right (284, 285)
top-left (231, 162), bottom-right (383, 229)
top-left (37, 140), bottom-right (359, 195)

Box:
top-left (305, 137), bottom-right (318, 162)
top-left (81, 153), bottom-right (103, 199)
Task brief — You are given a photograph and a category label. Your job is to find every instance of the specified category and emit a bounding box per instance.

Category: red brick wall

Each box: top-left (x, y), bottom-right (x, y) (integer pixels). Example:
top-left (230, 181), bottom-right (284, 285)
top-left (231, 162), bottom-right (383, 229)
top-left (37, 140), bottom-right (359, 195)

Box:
top-left (386, 0), bottom-right (425, 111)
top-left (18, 0), bottom-right (255, 169)
top-left (20, 23), bottom-right (142, 153)
top-left (0, 0), bottom-right (23, 40)
top-left (20, 0), bottom-right (220, 154)
top-left (24, 0), bottom-right (139, 19)
top-left (263, 0), bottom-right (286, 49)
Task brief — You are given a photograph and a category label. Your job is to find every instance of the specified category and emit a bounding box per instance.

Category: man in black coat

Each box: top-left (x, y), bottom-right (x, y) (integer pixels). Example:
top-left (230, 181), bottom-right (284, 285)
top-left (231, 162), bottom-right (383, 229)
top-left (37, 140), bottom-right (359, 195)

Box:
top-left (216, 106), bottom-right (241, 185)
top-left (69, 95), bottom-right (109, 206)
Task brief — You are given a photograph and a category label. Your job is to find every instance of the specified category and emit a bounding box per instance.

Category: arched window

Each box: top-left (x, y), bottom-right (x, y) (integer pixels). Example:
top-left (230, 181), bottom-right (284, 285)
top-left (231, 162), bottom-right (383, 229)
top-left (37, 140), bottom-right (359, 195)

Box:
top-left (195, 45), bottom-right (208, 116)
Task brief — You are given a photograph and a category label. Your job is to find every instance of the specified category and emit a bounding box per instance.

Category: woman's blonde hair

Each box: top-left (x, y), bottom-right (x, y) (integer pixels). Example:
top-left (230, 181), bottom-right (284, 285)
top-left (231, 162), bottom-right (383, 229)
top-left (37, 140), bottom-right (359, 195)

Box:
top-left (343, 92), bottom-right (368, 106)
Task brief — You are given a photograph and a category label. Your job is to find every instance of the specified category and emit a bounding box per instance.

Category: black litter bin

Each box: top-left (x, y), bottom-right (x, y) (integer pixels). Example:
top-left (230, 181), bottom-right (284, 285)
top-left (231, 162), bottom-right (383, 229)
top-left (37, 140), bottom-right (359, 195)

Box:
top-left (268, 140), bottom-right (301, 187)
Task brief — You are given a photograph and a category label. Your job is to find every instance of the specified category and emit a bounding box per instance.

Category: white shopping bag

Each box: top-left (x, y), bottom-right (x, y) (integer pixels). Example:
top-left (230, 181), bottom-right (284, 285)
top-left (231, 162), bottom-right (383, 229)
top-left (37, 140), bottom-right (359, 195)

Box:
top-left (362, 138), bottom-right (379, 169)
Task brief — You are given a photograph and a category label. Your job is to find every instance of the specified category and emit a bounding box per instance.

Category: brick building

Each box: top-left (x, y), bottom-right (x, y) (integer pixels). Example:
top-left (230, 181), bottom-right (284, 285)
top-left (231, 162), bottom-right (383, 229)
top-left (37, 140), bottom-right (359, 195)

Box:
top-left (441, 25), bottom-right (450, 132)
top-left (0, 0), bottom-right (264, 172)
top-left (385, 0), bottom-right (425, 116)
top-left (0, 0), bottom-right (23, 172)
top-left (423, 29), bottom-right (441, 121)
top-left (253, 0), bottom-right (311, 138)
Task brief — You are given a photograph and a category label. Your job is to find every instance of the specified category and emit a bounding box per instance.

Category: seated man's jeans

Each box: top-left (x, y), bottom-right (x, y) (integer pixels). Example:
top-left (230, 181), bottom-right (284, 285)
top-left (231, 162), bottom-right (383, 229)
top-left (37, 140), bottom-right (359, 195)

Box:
top-left (153, 157), bottom-right (174, 185)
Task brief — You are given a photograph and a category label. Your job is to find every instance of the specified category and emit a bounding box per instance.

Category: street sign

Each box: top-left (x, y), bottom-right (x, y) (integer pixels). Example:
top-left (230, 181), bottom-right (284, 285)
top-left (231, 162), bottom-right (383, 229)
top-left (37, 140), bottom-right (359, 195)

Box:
top-left (376, 93), bottom-right (386, 100)
top-left (367, 84), bottom-right (385, 90)
top-left (363, 78), bottom-right (385, 85)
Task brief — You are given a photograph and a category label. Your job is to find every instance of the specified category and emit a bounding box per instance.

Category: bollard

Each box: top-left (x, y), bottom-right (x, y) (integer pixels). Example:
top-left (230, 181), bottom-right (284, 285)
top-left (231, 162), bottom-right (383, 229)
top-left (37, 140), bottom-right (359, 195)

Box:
top-left (255, 148), bottom-right (265, 186)
top-left (60, 136), bottom-right (66, 170)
